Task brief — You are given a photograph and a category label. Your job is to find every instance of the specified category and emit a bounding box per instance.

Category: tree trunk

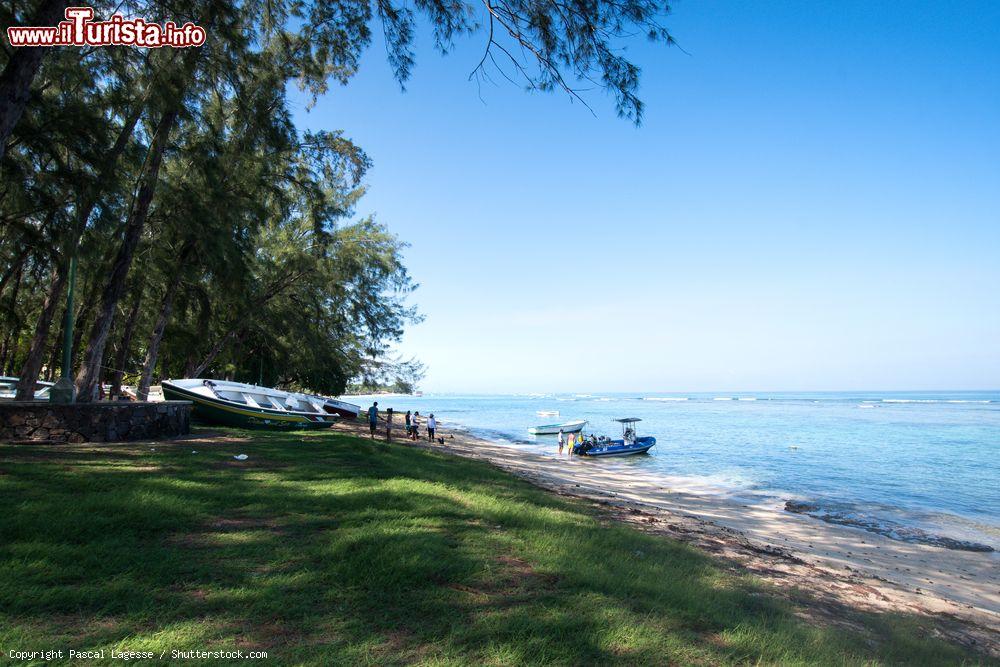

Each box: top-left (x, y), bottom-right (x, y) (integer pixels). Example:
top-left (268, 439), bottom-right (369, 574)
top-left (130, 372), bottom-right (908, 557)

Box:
top-left (136, 242), bottom-right (193, 400)
top-left (14, 261), bottom-right (67, 399)
top-left (0, 0), bottom-right (70, 163)
top-left (72, 101), bottom-right (145, 231)
top-left (181, 289), bottom-right (212, 377)
top-left (75, 107), bottom-right (178, 401)
top-left (69, 268), bottom-right (101, 370)
top-left (45, 308), bottom-right (64, 381)
top-left (190, 328), bottom-right (242, 378)
top-left (12, 102), bottom-right (146, 398)
top-left (107, 285), bottom-right (143, 399)
top-left (186, 268), bottom-right (312, 378)
top-left (1, 262), bottom-right (25, 374)
top-left (0, 246), bottom-right (31, 299)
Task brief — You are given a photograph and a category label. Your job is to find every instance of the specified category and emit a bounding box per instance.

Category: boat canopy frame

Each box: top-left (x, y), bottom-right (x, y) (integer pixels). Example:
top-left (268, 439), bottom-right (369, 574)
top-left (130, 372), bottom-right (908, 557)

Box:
top-left (613, 417), bottom-right (642, 442)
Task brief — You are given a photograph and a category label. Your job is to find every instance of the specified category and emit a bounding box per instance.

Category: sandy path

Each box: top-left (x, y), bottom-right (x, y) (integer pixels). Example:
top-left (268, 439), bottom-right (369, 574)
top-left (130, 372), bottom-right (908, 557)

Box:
top-left (335, 418), bottom-right (999, 655)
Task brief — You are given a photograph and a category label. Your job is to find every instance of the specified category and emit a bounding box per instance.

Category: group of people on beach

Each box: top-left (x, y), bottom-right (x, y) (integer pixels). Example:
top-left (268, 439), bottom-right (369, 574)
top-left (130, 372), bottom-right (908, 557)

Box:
top-left (557, 429), bottom-right (608, 455)
top-left (557, 429), bottom-right (578, 455)
top-left (366, 401), bottom-right (437, 443)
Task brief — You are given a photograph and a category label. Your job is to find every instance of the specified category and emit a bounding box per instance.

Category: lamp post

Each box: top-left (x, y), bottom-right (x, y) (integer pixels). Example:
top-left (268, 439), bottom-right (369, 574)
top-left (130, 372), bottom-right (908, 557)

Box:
top-left (49, 253), bottom-right (77, 404)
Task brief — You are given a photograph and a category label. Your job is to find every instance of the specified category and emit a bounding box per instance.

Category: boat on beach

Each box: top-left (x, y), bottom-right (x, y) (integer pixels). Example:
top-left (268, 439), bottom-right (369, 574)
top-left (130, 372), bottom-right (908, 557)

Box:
top-left (308, 394), bottom-right (362, 420)
top-left (161, 379), bottom-right (360, 429)
top-left (0, 376), bottom-right (53, 400)
top-left (575, 417), bottom-right (655, 457)
top-left (528, 419), bottom-right (587, 435)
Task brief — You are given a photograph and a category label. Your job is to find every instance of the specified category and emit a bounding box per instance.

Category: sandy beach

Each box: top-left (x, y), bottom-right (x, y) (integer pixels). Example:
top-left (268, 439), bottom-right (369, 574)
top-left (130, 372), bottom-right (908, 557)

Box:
top-left (335, 416), bottom-right (1000, 655)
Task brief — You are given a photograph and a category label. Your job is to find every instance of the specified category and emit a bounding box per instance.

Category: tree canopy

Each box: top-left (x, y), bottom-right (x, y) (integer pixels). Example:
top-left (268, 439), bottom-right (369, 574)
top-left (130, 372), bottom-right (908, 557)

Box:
top-left (0, 0), bottom-right (674, 399)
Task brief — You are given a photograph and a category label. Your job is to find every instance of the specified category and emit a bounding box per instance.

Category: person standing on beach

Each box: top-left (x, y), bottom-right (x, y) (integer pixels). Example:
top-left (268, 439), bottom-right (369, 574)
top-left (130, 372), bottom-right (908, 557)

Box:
top-left (411, 412), bottom-right (421, 441)
top-left (385, 407), bottom-right (394, 441)
top-left (567, 432), bottom-right (576, 455)
top-left (367, 401), bottom-right (379, 439)
top-left (557, 429), bottom-right (565, 454)
top-left (404, 410), bottom-right (412, 438)
top-left (427, 414), bottom-right (437, 442)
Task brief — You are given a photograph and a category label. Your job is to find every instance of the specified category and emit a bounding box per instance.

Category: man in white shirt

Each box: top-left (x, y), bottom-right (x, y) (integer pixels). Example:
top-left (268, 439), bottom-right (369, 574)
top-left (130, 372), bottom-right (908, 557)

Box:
top-left (427, 414), bottom-right (437, 442)
top-left (411, 412), bottom-right (421, 441)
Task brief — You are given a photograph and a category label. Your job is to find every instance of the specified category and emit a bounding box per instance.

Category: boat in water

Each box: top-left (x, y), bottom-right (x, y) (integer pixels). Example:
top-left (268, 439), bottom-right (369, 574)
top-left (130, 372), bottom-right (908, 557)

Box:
top-left (574, 418), bottom-right (655, 457)
top-left (528, 419), bottom-right (587, 435)
top-left (0, 377), bottom-right (53, 400)
top-left (161, 379), bottom-right (360, 429)
top-left (536, 410), bottom-right (559, 416)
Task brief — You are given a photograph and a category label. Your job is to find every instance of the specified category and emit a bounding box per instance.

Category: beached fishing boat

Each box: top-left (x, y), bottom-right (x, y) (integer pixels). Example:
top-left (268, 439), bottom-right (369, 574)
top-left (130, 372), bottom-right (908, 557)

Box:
top-left (574, 418), bottom-right (655, 457)
top-left (161, 379), bottom-right (359, 429)
top-left (311, 395), bottom-right (362, 420)
top-left (528, 419), bottom-right (586, 435)
top-left (0, 376), bottom-right (53, 400)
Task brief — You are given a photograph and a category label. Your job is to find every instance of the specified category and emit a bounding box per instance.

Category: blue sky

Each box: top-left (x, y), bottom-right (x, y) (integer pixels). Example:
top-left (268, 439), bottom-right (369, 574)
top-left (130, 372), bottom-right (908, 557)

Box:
top-left (290, 1), bottom-right (1000, 393)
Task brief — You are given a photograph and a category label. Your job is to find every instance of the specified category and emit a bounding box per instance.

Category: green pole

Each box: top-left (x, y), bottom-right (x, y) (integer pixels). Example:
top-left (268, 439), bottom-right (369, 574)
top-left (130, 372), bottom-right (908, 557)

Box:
top-left (50, 252), bottom-right (78, 404)
top-left (62, 253), bottom-right (77, 378)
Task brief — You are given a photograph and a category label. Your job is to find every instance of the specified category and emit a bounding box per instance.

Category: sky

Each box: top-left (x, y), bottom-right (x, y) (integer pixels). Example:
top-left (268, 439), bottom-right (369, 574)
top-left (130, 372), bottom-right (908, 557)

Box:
top-left (289, 1), bottom-right (1000, 393)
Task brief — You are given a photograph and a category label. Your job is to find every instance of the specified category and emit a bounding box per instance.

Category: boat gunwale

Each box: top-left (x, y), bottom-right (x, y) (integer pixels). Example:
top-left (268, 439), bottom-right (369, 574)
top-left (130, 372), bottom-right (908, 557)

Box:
top-left (528, 419), bottom-right (587, 431)
top-left (579, 436), bottom-right (656, 457)
top-left (166, 379), bottom-right (360, 417)
top-left (161, 381), bottom-right (337, 420)
top-left (581, 445), bottom-right (655, 457)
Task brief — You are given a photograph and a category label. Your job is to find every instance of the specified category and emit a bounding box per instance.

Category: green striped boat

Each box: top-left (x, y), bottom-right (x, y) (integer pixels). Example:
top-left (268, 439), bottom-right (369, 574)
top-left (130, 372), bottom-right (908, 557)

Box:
top-left (161, 379), bottom-right (359, 430)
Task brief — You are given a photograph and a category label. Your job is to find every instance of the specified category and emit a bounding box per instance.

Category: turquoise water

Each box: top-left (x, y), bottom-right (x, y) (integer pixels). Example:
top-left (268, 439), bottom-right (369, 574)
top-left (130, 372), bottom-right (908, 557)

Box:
top-left (364, 391), bottom-right (1000, 551)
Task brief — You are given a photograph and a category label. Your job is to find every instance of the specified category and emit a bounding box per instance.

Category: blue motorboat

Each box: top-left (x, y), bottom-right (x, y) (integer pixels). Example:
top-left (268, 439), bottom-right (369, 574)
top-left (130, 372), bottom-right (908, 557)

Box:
top-left (574, 417), bottom-right (656, 457)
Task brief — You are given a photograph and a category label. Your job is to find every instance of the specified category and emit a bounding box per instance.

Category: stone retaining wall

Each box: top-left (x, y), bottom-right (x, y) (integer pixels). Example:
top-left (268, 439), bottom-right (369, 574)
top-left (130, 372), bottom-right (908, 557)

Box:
top-left (0, 401), bottom-right (192, 443)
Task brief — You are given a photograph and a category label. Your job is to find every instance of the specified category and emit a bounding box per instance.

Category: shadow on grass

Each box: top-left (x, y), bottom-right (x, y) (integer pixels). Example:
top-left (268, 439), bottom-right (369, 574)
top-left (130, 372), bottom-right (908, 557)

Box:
top-left (0, 430), bottom-right (991, 665)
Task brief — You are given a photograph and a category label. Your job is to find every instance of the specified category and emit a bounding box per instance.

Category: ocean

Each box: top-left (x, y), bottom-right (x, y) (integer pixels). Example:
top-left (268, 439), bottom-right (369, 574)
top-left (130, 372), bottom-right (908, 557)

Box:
top-left (359, 391), bottom-right (999, 553)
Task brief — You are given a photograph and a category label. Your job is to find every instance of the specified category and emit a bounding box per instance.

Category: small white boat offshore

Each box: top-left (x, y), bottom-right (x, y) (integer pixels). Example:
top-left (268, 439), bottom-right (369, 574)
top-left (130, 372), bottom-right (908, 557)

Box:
top-left (161, 379), bottom-right (360, 430)
top-left (528, 419), bottom-right (587, 435)
top-left (0, 376), bottom-right (53, 400)
top-left (536, 410), bottom-right (559, 417)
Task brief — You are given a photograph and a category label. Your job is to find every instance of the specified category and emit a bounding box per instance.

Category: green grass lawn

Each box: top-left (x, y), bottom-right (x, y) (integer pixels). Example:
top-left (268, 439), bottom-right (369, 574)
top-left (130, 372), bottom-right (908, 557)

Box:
top-left (0, 430), bottom-right (992, 665)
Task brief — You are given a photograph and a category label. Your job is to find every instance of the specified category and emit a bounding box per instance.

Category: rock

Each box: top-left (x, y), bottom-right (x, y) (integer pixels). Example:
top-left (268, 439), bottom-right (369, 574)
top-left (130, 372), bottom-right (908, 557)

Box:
top-left (784, 500), bottom-right (819, 514)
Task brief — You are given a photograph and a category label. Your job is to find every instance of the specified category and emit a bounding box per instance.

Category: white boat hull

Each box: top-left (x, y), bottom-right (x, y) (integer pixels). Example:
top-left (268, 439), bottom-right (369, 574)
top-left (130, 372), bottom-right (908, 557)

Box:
top-left (528, 419), bottom-right (587, 435)
top-left (162, 379), bottom-right (359, 429)
top-left (0, 376), bottom-right (53, 400)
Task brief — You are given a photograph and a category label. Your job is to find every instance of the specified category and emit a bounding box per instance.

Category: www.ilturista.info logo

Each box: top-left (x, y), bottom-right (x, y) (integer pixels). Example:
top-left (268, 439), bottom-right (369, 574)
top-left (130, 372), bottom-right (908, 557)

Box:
top-left (7, 7), bottom-right (206, 48)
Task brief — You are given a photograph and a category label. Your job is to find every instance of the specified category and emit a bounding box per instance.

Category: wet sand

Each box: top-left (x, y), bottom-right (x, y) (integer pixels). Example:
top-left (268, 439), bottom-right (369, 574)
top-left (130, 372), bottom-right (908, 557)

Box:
top-left (336, 417), bottom-right (1000, 655)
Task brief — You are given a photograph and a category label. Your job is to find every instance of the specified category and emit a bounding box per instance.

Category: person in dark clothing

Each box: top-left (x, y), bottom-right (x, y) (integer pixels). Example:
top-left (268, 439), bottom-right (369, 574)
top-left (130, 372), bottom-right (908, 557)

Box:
top-left (405, 410), bottom-right (412, 437)
top-left (367, 401), bottom-right (379, 439)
